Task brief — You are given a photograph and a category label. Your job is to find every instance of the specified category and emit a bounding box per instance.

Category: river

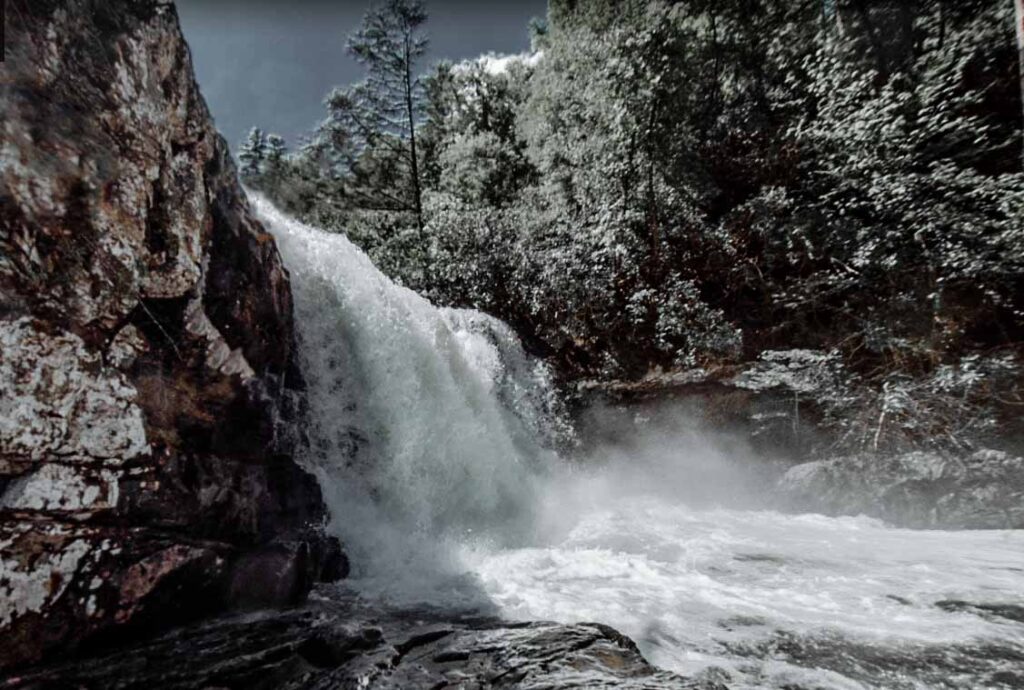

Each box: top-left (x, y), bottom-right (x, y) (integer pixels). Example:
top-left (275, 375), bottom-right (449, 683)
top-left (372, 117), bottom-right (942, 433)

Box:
top-left (256, 195), bottom-right (1024, 690)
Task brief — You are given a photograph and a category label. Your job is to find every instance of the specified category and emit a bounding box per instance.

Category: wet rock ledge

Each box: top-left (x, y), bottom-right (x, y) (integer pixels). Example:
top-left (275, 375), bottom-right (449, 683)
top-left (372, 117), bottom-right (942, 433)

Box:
top-left (1, 0), bottom-right (339, 669)
top-left (3, 589), bottom-right (722, 690)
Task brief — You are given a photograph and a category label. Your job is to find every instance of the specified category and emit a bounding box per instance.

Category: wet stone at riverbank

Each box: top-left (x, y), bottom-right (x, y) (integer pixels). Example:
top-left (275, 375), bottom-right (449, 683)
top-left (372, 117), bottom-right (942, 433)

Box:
top-left (4, 588), bottom-right (721, 690)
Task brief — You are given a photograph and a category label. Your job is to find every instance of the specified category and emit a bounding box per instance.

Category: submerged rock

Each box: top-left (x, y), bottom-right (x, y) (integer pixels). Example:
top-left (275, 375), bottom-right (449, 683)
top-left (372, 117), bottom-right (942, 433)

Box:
top-left (0, 0), bottom-right (337, 668)
top-left (4, 589), bottom-right (722, 690)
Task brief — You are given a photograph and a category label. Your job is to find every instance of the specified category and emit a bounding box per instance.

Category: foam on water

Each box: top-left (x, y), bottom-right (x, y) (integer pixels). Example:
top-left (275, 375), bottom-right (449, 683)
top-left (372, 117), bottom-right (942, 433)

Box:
top-left (255, 195), bottom-right (1024, 689)
top-left (459, 490), bottom-right (1024, 688)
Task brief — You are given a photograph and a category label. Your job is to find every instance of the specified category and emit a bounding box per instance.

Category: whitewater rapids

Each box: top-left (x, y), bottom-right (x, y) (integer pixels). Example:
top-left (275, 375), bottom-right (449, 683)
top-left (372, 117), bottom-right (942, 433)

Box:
top-left (255, 196), bottom-right (1024, 690)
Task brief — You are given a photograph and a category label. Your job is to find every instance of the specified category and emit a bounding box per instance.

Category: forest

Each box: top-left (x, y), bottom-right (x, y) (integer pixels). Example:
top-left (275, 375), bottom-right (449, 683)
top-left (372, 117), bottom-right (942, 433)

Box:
top-left (241, 0), bottom-right (1024, 456)
top-left (3, 0), bottom-right (1024, 687)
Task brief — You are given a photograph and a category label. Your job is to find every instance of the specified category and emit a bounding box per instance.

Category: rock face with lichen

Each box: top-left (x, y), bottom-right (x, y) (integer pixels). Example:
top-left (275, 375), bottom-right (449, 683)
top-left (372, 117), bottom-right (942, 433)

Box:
top-left (0, 0), bottom-right (340, 669)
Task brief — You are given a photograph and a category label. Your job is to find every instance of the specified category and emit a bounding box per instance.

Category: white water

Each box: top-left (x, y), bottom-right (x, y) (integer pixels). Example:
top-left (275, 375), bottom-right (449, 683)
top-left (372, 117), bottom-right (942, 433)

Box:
top-left (256, 197), bottom-right (1024, 690)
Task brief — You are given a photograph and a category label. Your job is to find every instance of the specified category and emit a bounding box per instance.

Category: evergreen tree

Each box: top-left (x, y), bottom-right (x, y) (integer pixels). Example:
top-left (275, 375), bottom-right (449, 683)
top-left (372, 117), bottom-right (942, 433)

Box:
top-left (320, 0), bottom-right (429, 236)
top-left (265, 134), bottom-right (287, 169)
top-left (528, 16), bottom-right (549, 51)
top-left (238, 127), bottom-right (267, 179)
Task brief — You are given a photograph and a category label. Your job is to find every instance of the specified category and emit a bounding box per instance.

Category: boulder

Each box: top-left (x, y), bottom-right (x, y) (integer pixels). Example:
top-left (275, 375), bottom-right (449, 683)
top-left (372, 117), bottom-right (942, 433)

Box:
top-left (0, 0), bottom-right (339, 668)
top-left (777, 449), bottom-right (1024, 529)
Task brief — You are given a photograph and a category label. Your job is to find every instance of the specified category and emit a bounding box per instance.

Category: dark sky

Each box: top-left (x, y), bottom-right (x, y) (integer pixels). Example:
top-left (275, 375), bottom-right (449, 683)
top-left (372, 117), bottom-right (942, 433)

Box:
top-left (176, 0), bottom-right (547, 150)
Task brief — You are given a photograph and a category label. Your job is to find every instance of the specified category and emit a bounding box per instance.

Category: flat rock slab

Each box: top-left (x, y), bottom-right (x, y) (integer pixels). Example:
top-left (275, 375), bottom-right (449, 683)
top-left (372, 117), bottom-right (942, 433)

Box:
top-left (3, 588), bottom-right (723, 690)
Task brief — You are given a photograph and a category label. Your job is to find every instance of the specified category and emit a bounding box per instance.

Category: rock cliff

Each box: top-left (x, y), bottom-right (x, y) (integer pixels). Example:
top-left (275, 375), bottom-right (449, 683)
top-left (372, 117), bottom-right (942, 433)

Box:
top-left (581, 359), bottom-right (1024, 530)
top-left (0, 0), bottom-right (340, 669)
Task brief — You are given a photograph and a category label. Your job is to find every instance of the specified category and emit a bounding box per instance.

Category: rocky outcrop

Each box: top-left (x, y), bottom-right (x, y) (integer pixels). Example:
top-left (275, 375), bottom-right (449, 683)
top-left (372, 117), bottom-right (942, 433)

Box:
top-left (581, 355), bottom-right (1024, 529)
top-left (0, 0), bottom-right (338, 669)
top-left (5, 589), bottom-right (723, 690)
top-left (577, 353), bottom-right (842, 460)
top-left (777, 449), bottom-right (1024, 529)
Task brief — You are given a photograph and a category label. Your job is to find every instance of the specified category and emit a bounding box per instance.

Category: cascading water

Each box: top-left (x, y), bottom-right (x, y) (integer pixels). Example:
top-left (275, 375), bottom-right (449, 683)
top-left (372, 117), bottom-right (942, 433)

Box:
top-left (254, 196), bottom-right (1024, 690)
top-left (253, 196), bottom-right (567, 598)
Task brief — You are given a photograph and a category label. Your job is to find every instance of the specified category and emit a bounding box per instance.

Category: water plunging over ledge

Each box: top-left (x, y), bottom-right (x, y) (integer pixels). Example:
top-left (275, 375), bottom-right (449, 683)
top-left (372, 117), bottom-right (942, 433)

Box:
top-left (255, 196), bottom-right (1024, 690)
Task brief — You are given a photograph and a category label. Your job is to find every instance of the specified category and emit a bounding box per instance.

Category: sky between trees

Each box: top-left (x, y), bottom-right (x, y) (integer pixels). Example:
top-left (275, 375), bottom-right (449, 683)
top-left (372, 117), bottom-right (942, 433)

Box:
top-left (176, 0), bottom-right (546, 147)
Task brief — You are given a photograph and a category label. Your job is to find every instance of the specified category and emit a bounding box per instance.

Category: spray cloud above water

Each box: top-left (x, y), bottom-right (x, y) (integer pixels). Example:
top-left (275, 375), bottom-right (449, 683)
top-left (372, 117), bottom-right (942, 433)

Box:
top-left (254, 195), bottom-right (1024, 689)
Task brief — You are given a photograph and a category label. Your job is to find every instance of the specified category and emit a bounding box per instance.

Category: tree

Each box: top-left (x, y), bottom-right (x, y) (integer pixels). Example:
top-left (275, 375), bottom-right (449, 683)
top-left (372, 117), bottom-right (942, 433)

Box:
top-left (238, 127), bottom-right (267, 179)
top-left (421, 58), bottom-right (537, 207)
top-left (734, 1), bottom-right (1024, 360)
top-left (250, 0), bottom-right (1022, 393)
top-left (320, 0), bottom-right (429, 237)
top-left (265, 134), bottom-right (287, 169)
top-left (832, 0), bottom-right (919, 79)
top-left (1016, 0), bottom-right (1024, 158)
top-left (528, 16), bottom-right (550, 51)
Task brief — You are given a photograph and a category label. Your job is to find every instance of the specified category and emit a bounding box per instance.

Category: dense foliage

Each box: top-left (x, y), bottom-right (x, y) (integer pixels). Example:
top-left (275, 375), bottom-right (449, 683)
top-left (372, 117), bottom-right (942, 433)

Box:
top-left (240, 0), bottom-right (1024, 450)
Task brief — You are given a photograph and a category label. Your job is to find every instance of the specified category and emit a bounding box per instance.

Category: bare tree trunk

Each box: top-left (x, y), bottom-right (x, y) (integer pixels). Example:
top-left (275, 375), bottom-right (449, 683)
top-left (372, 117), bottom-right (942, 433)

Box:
top-left (400, 28), bottom-right (427, 288)
top-left (406, 84), bottom-right (424, 239)
top-left (852, 0), bottom-right (891, 77)
top-left (403, 37), bottom-right (424, 241)
top-left (1016, 0), bottom-right (1024, 163)
top-left (710, 11), bottom-right (721, 112)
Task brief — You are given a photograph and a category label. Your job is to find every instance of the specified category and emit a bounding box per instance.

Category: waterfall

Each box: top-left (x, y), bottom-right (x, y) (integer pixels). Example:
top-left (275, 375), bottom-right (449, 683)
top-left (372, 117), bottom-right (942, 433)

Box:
top-left (252, 196), bottom-right (565, 589)
top-left (254, 196), bottom-right (1024, 688)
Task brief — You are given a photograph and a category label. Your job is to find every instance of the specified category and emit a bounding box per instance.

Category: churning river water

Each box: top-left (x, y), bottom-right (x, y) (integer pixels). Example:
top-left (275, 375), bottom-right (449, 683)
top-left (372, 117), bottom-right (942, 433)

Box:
top-left (255, 196), bottom-right (1024, 690)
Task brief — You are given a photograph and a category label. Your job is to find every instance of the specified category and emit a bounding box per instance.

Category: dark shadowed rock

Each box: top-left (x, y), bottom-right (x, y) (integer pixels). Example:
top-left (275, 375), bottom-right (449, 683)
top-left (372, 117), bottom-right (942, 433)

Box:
top-left (227, 542), bottom-right (311, 611)
top-left (0, 0), bottom-right (339, 668)
top-left (577, 359), bottom-right (836, 461)
top-left (226, 535), bottom-right (348, 610)
top-left (4, 589), bottom-right (725, 690)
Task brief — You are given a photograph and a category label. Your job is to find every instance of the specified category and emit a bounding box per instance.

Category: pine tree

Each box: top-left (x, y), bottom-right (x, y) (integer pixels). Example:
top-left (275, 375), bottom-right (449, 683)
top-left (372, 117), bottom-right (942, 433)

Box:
top-left (265, 134), bottom-right (287, 169)
top-left (238, 127), bottom-right (267, 179)
top-left (320, 0), bottom-right (429, 237)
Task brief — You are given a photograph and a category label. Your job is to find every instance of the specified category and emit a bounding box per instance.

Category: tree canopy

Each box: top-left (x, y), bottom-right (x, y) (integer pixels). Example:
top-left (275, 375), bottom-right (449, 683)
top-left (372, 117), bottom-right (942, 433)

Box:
top-left (241, 0), bottom-right (1024, 451)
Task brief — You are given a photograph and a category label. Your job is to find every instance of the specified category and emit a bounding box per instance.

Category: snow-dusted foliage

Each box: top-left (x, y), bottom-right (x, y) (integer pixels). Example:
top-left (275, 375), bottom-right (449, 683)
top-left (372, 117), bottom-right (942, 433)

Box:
top-left (766, 5), bottom-right (1024, 344)
top-left (836, 352), bottom-right (1022, 452)
top-left (243, 0), bottom-right (1023, 443)
top-left (734, 350), bottom-right (851, 397)
top-left (732, 348), bottom-right (1021, 454)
